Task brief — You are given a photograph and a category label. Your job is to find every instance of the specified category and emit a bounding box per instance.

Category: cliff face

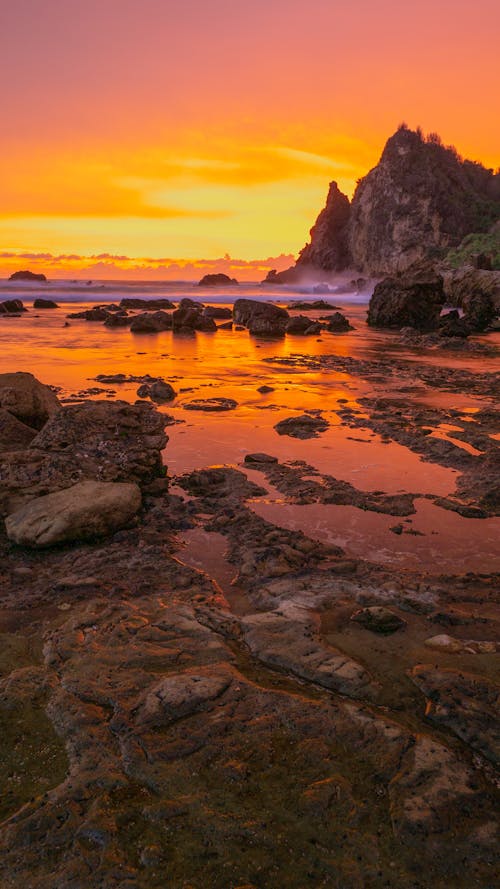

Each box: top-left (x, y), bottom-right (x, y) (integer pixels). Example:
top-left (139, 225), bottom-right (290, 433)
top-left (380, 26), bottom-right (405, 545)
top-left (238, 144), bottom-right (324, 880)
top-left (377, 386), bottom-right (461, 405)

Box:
top-left (296, 182), bottom-right (351, 271)
top-left (292, 126), bottom-right (500, 278)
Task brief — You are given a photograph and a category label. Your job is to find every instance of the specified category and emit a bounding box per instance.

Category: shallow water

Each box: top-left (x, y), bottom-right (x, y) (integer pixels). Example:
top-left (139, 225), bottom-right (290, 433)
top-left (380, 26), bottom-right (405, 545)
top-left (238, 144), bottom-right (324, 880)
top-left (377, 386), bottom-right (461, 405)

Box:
top-left (1, 282), bottom-right (498, 574)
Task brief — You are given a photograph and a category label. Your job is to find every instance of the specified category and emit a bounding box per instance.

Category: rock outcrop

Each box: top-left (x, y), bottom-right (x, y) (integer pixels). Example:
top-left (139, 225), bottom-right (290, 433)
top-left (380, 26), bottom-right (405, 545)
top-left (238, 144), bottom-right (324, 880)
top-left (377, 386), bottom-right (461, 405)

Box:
top-left (5, 480), bottom-right (142, 547)
top-left (198, 273), bottom-right (238, 286)
top-left (367, 272), bottom-right (445, 329)
top-left (275, 126), bottom-right (500, 279)
top-left (0, 299), bottom-right (27, 314)
top-left (8, 270), bottom-right (47, 281)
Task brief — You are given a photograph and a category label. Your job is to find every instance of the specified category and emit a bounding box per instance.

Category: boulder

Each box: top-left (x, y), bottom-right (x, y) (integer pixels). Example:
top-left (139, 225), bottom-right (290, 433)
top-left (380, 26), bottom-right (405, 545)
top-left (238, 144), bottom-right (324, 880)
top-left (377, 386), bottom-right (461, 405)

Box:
top-left (5, 480), bottom-right (141, 547)
top-left (172, 304), bottom-right (216, 332)
top-left (203, 306), bottom-right (232, 319)
top-left (323, 311), bottom-right (354, 332)
top-left (136, 380), bottom-right (176, 403)
top-left (367, 274), bottom-right (445, 330)
top-left (104, 312), bottom-right (130, 327)
top-left (33, 298), bottom-right (59, 309)
top-left (129, 310), bottom-right (172, 333)
top-left (9, 270), bottom-right (47, 282)
top-left (233, 299), bottom-right (289, 331)
top-left (285, 315), bottom-right (322, 335)
top-left (198, 273), bottom-right (238, 286)
top-left (0, 299), bottom-right (27, 314)
top-left (0, 372), bottom-right (60, 429)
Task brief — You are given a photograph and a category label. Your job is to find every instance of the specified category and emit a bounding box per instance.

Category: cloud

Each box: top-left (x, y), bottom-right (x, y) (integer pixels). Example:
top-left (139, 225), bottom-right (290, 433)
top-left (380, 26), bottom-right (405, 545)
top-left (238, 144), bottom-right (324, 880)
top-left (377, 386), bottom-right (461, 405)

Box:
top-left (0, 250), bottom-right (295, 281)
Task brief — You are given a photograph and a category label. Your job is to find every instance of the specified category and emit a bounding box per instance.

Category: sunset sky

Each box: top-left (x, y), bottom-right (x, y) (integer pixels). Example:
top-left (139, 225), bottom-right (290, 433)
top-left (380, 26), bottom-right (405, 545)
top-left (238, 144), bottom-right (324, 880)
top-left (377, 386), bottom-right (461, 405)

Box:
top-left (1, 0), bottom-right (499, 279)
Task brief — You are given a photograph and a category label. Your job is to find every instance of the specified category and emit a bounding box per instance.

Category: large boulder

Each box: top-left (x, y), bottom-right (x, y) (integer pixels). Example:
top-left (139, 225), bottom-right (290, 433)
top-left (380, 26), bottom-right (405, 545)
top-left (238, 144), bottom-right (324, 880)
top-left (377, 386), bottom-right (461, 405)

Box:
top-left (323, 311), bottom-right (354, 332)
top-left (0, 372), bottom-right (60, 429)
top-left (233, 299), bottom-right (289, 336)
top-left (129, 310), bottom-right (172, 332)
top-left (33, 298), bottom-right (59, 309)
top-left (203, 306), bottom-right (232, 319)
top-left (198, 273), bottom-right (238, 286)
top-left (5, 480), bottom-right (141, 547)
top-left (367, 274), bottom-right (445, 330)
top-left (0, 299), bottom-right (27, 314)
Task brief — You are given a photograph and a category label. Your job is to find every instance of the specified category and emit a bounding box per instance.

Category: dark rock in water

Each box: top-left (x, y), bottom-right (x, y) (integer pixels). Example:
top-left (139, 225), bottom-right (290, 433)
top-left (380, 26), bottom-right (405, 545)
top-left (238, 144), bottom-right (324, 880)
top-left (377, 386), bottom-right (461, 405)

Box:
top-left (289, 299), bottom-right (340, 310)
top-left (130, 310), bottom-right (172, 332)
top-left (5, 480), bottom-right (142, 547)
top-left (218, 320), bottom-right (233, 330)
top-left (104, 311), bottom-right (130, 327)
top-left (296, 181), bottom-right (352, 272)
top-left (183, 397), bottom-right (237, 411)
top-left (351, 606), bottom-right (406, 634)
top-left (67, 306), bottom-right (109, 321)
top-left (0, 371), bottom-right (60, 429)
top-left (198, 273), bottom-right (238, 286)
top-left (285, 315), bottom-right (322, 335)
top-left (120, 297), bottom-right (175, 309)
top-left (439, 310), bottom-right (470, 338)
top-left (367, 273), bottom-right (445, 330)
top-left (0, 299), bottom-right (27, 314)
top-left (244, 453), bottom-right (278, 464)
top-left (172, 303), bottom-right (216, 332)
top-left (9, 270), bottom-right (47, 282)
top-left (323, 311), bottom-right (354, 332)
top-left (136, 380), bottom-right (176, 403)
top-left (234, 298), bottom-right (289, 336)
top-left (274, 414), bottom-right (329, 439)
top-left (203, 306), bottom-right (232, 319)
top-left (257, 385), bottom-right (274, 393)
top-left (0, 408), bottom-right (37, 450)
top-left (33, 298), bottom-right (58, 309)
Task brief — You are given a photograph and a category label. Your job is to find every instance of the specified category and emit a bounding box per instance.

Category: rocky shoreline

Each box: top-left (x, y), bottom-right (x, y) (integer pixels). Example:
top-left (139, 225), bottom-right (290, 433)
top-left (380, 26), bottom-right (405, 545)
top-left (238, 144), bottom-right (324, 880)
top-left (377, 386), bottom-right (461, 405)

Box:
top-left (0, 352), bottom-right (498, 888)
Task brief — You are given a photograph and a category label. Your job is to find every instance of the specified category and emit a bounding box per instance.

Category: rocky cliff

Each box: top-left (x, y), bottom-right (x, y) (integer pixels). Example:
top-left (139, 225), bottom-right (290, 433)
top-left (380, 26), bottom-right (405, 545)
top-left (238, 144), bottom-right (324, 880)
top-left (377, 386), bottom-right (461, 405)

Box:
top-left (270, 125), bottom-right (500, 280)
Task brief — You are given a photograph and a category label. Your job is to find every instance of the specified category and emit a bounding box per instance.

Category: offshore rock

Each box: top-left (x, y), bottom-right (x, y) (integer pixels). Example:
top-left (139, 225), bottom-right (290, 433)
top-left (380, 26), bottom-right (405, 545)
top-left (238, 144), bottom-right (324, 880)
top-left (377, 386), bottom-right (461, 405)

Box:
top-left (119, 297), bottom-right (175, 309)
top-left (296, 181), bottom-right (351, 272)
top-left (33, 298), bottom-right (59, 308)
top-left (8, 269), bottom-right (47, 281)
top-left (198, 273), bottom-right (238, 286)
top-left (233, 298), bottom-right (289, 331)
top-left (5, 480), bottom-right (142, 547)
top-left (0, 299), bottom-right (27, 314)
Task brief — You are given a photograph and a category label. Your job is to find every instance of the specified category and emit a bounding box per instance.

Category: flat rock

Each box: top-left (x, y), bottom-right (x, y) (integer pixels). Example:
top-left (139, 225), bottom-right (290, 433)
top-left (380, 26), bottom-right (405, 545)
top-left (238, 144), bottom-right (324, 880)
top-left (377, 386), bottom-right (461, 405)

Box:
top-left (274, 414), bottom-right (329, 439)
top-left (5, 480), bottom-right (141, 546)
top-left (183, 397), bottom-right (237, 411)
top-left (411, 665), bottom-right (500, 765)
top-left (244, 453), bottom-right (278, 464)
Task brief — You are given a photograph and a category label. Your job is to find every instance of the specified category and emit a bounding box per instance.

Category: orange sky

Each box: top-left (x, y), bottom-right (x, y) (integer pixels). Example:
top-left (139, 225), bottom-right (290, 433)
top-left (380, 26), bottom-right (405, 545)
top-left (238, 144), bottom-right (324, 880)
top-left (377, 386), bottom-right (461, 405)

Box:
top-left (1, 0), bottom-right (499, 279)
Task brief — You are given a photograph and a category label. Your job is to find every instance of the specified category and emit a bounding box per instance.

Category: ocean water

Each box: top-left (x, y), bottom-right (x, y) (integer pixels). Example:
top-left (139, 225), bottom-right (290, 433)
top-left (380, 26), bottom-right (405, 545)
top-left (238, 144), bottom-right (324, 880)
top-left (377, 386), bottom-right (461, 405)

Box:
top-left (0, 277), bottom-right (372, 305)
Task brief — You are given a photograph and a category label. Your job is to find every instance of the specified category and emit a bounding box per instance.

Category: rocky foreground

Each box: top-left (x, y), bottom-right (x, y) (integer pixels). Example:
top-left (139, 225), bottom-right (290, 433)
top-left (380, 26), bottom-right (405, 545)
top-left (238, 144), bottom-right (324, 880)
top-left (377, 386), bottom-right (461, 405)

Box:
top-left (0, 369), bottom-right (499, 889)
